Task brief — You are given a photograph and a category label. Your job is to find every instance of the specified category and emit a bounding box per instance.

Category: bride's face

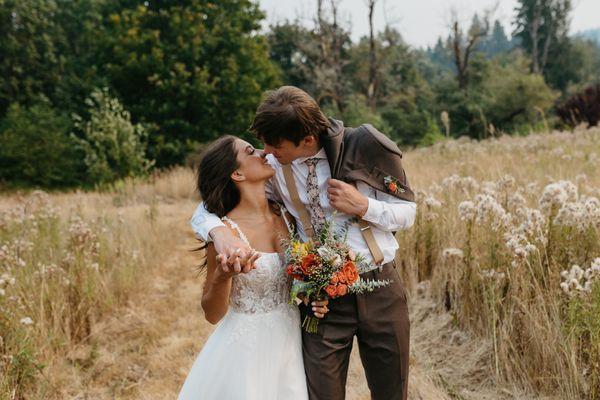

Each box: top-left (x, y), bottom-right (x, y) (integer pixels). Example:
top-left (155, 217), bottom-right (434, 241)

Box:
top-left (231, 139), bottom-right (275, 183)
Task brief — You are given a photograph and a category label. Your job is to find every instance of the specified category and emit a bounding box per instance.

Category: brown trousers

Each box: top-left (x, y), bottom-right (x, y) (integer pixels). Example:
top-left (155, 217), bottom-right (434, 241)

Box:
top-left (301, 261), bottom-right (410, 400)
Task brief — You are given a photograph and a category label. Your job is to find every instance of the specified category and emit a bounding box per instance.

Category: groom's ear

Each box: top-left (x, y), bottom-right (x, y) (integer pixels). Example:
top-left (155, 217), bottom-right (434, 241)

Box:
top-left (231, 169), bottom-right (245, 182)
top-left (302, 134), bottom-right (319, 147)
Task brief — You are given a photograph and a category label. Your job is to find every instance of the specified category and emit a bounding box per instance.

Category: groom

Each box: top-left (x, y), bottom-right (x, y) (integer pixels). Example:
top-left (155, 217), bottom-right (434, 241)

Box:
top-left (191, 86), bottom-right (416, 400)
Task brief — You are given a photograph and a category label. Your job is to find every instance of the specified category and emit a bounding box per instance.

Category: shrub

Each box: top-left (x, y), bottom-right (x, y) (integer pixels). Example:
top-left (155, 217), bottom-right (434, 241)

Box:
top-left (556, 84), bottom-right (600, 128)
top-left (73, 88), bottom-right (153, 186)
top-left (0, 102), bottom-right (84, 188)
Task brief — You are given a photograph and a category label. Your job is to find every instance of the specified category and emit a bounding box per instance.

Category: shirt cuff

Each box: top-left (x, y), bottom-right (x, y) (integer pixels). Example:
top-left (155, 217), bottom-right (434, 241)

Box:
top-left (361, 197), bottom-right (384, 223)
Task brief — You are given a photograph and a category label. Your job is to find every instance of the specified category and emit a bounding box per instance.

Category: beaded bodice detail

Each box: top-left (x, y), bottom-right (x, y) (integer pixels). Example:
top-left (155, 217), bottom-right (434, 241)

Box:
top-left (222, 212), bottom-right (293, 314)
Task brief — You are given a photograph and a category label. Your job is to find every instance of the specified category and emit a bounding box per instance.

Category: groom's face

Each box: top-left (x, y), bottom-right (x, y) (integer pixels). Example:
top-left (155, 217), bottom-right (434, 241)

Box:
top-left (263, 136), bottom-right (318, 165)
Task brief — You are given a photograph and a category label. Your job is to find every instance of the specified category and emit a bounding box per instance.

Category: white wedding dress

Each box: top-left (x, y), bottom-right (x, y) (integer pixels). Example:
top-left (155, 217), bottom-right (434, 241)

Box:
top-left (178, 215), bottom-right (308, 400)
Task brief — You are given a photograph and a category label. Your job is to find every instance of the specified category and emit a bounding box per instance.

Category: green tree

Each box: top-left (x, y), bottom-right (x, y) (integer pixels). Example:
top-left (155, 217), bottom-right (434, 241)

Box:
top-left (0, 0), bottom-right (63, 115)
top-left (0, 0), bottom-right (106, 118)
top-left (513, 0), bottom-right (572, 80)
top-left (267, 21), bottom-right (317, 89)
top-left (0, 102), bottom-right (84, 188)
top-left (544, 37), bottom-right (600, 93)
top-left (73, 88), bottom-right (153, 185)
top-left (98, 0), bottom-right (280, 166)
top-left (479, 20), bottom-right (513, 57)
top-left (482, 55), bottom-right (557, 133)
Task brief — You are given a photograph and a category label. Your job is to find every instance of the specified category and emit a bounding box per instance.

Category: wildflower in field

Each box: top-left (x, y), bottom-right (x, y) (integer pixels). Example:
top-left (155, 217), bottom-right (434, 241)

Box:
top-left (474, 194), bottom-right (509, 231)
top-left (0, 273), bottom-right (15, 286)
top-left (539, 181), bottom-right (578, 213)
top-left (442, 248), bottom-right (464, 261)
top-left (480, 269), bottom-right (506, 281)
top-left (20, 317), bottom-right (34, 326)
top-left (458, 201), bottom-right (475, 221)
top-left (505, 233), bottom-right (529, 259)
top-left (513, 207), bottom-right (546, 244)
top-left (560, 260), bottom-right (600, 295)
top-left (428, 183), bottom-right (442, 194)
top-left (441, 174), bottom-right (459, 189)
top-left (424, 196), bottom-right (442, 209)
top-left (480, 181), bottom-right (498, 197)
top-left (554, 202), bottom-right (587, 231)
top-left (497, 175), bottom-right (516, 192)
top-left (507, 192), bottom-right (527, 210)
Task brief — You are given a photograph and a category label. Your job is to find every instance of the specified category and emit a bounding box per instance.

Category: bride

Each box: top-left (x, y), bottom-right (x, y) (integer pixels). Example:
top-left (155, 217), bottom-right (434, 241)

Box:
top-left (178, 135), bottom-right (329, 400)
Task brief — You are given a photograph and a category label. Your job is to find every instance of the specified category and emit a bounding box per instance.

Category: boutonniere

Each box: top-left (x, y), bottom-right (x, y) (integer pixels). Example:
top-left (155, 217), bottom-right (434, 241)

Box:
top-left (384, 175), bottom-right (405, 194)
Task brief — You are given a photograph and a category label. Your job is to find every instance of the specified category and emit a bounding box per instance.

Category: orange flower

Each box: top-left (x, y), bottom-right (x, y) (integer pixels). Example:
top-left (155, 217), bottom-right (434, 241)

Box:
top-left (330, 274), bottom-right (339, 284)
top-left (325, 284), bottom-right (337, 297)
top-left (336, 271), bottom-right (347, 284)
top-left (301, 254), bottom-right (320, 275)
top-left (342, 261), bottom-right (359, 284)
top-left (286, 265), bottom-right (294, 276)
top-left (388, 182), bottom-right (398, 193)
top-left (336, 284), bottom-right (348, 297)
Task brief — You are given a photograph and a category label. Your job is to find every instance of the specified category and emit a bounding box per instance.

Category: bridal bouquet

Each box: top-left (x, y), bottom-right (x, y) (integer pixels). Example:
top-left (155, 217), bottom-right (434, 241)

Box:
top-left (283, 216), bottom-right (391, 333)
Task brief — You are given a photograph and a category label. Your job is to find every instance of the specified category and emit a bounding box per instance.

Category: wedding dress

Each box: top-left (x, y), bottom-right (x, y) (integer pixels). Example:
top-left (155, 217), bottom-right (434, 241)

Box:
top-left (177, 213), bottom-right (308, 400)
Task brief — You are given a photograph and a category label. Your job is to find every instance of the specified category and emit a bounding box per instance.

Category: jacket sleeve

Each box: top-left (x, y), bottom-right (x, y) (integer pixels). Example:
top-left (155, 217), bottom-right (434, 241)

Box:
top-left (358, 182), bottom-right (417, 231)
top-left (358, 125), bottom-right (415, 203)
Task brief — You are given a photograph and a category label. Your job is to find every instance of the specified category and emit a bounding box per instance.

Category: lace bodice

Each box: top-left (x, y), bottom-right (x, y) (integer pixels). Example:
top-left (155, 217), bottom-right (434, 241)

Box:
top-left (229, 252), bottom-right (290, 313)
top-left (223, 210), bottom-right (293, 314)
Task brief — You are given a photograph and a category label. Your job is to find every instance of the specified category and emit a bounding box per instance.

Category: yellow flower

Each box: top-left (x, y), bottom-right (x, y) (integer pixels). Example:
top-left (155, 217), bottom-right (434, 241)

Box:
top-left (292, 242), bottom-right (309, 258)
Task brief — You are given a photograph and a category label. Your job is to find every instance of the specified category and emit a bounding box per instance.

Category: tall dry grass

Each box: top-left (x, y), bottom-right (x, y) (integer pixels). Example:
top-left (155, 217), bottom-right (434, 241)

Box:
top-left (1, 128), bottom-right (599, 398)
top-left (0, 188), bottom-right (183, 399)
top-left (396, 126), bottom-right (600, 398)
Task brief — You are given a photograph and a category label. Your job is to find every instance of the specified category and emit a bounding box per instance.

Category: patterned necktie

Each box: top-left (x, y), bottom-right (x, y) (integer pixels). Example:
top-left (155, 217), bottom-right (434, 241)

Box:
top-left (304, 158), bottom-right (326, 234)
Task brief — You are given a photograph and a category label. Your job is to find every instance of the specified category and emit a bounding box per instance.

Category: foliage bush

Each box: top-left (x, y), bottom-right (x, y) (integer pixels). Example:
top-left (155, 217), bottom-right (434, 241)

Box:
top-left (73, 88), bottom-right (153, 186)
top-left (556, 83), bottom-right (600, 128)
top-left (0, 102), bottom-right (85, 188)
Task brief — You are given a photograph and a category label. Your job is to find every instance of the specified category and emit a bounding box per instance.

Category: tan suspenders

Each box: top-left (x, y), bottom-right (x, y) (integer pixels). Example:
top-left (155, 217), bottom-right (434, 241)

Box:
top-left (357, 219), bottom-right (384, 265)
top-left (281, 164), bottom-right (385, 265)
top-left (281, 164), bottom-right (315, 240)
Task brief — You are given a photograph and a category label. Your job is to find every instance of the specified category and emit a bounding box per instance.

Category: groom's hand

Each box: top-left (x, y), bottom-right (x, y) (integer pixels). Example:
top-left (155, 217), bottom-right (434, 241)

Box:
top-left (312, 299), bottom-right (329, 319)
top-left (210, 227), bottom-right (260, 273)
top-left (327, 179), bottom-right (369, 217)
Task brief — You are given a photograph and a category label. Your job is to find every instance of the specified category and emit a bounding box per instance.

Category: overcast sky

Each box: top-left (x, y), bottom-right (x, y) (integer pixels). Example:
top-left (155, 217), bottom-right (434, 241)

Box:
top-left (259, 0), bottom-right (600, 48)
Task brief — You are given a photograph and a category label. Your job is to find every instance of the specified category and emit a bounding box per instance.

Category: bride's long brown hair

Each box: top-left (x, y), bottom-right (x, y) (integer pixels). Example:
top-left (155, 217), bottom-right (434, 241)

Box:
top-left (196, 135), bottom-right (241, 218)
top-left (193, 135), bottom-right (241, 272)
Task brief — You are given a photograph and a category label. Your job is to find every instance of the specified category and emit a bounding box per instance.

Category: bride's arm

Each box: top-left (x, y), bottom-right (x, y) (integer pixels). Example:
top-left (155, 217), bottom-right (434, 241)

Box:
top-left (201, 244), bottom-right (234, 325)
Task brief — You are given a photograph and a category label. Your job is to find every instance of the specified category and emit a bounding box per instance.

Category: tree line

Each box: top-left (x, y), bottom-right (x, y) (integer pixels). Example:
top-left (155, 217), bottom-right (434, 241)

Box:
top-left (0, 0), bottom-right (599, 188)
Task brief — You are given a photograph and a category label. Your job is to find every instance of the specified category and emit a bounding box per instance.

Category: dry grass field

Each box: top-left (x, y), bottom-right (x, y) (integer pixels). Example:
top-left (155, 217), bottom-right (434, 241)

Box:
top-left (1, 126), bottom-right (599, 399)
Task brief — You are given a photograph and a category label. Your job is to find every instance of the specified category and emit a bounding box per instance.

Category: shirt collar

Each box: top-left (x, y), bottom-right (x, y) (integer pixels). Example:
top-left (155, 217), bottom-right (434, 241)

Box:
top-left (292, 148), bottom-right (327, 165)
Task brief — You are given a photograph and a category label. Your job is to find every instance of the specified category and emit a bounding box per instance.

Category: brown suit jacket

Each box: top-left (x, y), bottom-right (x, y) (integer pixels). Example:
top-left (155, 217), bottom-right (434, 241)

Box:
top-left (321, 118), bottom-right (415, 203)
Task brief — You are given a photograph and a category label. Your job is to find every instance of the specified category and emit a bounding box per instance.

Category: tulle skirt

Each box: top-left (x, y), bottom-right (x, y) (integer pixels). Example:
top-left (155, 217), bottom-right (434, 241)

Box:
top-left (177, 304), bottom-right (308, 400)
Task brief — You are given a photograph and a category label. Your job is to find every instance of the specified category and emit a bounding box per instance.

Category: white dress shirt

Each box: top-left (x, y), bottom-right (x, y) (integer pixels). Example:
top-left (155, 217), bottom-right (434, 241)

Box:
top-left (191, 148), bottom-right (416, 267)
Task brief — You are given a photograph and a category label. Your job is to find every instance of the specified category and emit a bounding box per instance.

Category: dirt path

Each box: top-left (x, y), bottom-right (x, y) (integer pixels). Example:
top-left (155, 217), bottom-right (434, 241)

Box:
top-left (79, 203), bottom-right (535, 399)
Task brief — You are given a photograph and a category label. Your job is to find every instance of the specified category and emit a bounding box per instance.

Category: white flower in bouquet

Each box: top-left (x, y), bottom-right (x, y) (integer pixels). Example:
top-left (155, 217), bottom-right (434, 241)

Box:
top-left (316, 246), bottom-right (342, 268)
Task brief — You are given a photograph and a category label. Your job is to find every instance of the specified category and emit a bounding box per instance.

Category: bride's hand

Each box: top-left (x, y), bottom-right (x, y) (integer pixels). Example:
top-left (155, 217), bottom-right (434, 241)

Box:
top-left (216, 250), bottom-right (260, 275)
top-left (312, 299), bottom-right (329, 319)
top-left (211, 228), bottom-right (260, 273)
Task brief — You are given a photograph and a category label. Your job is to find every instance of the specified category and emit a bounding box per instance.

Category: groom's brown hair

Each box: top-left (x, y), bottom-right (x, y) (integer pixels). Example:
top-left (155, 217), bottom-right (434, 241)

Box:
top-left (250, 86), bottom-right (331, 146)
